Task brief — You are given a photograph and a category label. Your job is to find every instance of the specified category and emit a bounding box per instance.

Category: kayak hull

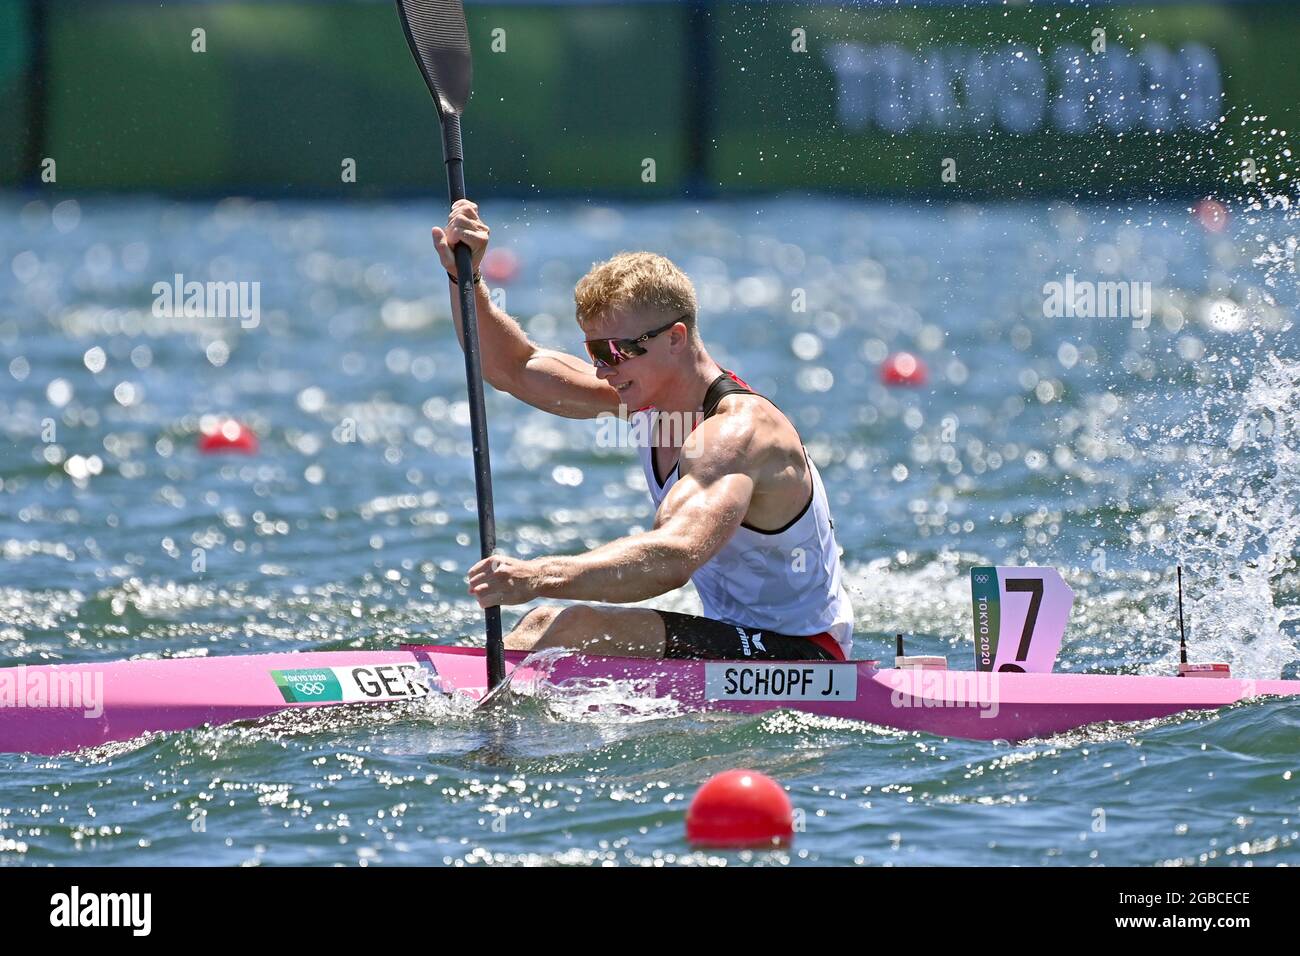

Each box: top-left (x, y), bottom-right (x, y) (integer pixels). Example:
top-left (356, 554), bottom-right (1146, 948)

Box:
top-left (430, 646), bottom-right (1300, 741)
top-left (1, 645), bottom-right (1297, 754)
top-left (0, 651), bottom-right (425, 756)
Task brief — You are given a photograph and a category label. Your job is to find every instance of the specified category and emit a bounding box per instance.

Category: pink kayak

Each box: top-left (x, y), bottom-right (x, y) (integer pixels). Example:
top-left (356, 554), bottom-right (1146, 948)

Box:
top-left (1, 644), bottom-right (1297, 754)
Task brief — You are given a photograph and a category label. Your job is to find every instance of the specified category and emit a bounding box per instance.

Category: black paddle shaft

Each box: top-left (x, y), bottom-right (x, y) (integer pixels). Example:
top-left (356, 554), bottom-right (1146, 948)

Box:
top-left (442, 114), bottom-right (505, 688)
top-left (392, 0), bottom-right (504, 689)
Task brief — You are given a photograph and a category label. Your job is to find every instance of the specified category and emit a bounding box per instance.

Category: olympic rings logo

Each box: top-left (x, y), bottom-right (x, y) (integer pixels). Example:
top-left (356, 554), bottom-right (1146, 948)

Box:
top-left (974, 574), bottom-right (990, 584)
top-left (292, 681), bottom-right (326, 696)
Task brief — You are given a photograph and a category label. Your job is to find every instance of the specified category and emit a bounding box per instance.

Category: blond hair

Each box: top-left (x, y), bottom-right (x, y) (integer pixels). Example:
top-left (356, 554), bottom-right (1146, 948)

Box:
top-left (574, 252), bottom-right (698, 332)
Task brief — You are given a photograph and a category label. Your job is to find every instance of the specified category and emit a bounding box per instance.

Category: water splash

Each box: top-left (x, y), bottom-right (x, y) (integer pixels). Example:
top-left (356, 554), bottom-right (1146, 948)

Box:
top-left (1157, 353), bottom-right (1300, 677)
top-left (498, 647), bottom-right (685, 725)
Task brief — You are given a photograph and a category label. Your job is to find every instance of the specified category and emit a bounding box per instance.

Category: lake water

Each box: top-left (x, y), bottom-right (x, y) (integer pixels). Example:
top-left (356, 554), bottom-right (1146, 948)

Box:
top-left (1, 193), bottom-right (1298, 865)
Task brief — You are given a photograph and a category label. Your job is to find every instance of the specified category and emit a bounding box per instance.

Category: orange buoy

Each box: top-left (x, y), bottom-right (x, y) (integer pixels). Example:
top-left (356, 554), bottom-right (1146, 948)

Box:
top-left (685, 769), bottom-right (793, 848)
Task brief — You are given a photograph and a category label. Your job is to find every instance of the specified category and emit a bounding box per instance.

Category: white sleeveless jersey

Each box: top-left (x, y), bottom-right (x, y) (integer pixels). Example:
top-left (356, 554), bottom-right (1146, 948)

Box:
top-left (633, 403), bottom-right (855, 657)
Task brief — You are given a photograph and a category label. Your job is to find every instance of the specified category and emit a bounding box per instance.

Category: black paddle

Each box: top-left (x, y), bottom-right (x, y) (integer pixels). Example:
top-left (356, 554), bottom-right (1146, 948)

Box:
top-left (394, 0), bottom-right (505, 690)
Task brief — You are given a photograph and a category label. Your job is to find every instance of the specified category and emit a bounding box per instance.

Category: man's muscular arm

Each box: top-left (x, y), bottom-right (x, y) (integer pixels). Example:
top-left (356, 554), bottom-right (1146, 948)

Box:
top-left (466, 411), bottom-right (762, 605)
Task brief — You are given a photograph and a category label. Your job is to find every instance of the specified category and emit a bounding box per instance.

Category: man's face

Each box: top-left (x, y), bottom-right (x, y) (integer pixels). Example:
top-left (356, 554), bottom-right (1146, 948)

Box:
top-left (583, 309), bottom-right (684, 408)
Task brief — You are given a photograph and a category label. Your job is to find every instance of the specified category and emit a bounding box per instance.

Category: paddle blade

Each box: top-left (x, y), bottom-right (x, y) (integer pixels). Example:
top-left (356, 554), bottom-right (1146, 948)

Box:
top-left (394, 0), bottom-right (472, 117)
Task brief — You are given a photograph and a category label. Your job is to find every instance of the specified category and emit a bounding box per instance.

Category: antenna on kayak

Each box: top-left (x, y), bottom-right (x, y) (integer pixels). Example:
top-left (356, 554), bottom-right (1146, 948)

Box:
top-left (895, 633), bottom-right (946, 671)
top-left (1176, 564), bottom-right (1188, 665)
top-left (1175, 564), bottom-right (1231, 679)
top-left (394, 0), bottom-right (505, 690)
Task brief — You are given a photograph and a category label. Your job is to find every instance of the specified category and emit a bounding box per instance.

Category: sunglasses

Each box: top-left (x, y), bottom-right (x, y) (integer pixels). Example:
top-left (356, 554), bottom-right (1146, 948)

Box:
top-left (584, 317), bottom-right (686, 368)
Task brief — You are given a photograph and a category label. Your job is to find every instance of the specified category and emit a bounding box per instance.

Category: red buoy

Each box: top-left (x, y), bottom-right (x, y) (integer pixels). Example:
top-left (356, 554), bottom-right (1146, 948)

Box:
top-left (198, 418), bottom-right (258, 455)
top-left (685, 769), bottom-right (793, 849)
top-left (1194, 198), bottom-right (1228, 234)
top-left (881, 351), bottom-right (927, 386)
top-left (481, 248), bottom-right (519, 284)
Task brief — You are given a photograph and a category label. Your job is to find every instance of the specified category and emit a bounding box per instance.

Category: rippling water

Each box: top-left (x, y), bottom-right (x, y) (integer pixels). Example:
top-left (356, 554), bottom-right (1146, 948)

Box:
top-left (2, 194), bottom-right (1299, 865)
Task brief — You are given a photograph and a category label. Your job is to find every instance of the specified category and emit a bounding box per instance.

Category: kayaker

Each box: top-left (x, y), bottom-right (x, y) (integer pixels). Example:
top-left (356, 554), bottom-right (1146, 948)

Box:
top-left (432, 200), bottom-right (854, 661)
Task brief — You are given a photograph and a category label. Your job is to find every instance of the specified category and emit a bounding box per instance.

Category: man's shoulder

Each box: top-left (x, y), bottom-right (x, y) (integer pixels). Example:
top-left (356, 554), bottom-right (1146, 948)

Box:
top-left (682, 394), bottom-right (795, 472)
top-left (714, 392), bottom-right (798, 443)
